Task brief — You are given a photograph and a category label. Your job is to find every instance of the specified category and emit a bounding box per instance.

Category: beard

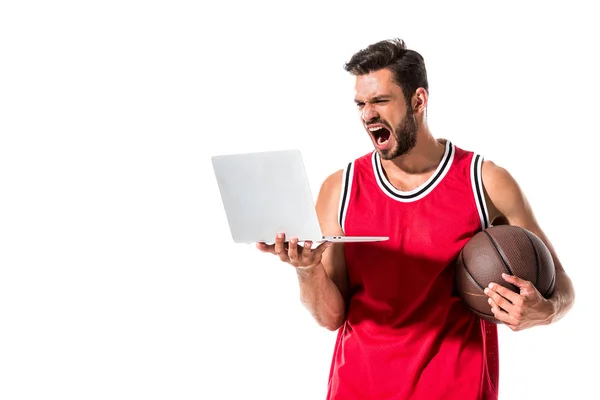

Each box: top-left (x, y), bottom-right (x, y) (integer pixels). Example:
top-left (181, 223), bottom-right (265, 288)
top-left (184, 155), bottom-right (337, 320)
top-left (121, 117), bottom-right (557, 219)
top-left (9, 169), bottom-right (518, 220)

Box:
top-left (379, 108), bottom-right (418, 161)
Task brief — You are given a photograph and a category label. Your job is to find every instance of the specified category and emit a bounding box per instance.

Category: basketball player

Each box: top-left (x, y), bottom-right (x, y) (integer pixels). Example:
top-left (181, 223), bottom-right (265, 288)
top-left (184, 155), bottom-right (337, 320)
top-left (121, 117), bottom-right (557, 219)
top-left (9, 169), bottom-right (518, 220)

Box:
top-left (256, 39), bottom-right (575, 399)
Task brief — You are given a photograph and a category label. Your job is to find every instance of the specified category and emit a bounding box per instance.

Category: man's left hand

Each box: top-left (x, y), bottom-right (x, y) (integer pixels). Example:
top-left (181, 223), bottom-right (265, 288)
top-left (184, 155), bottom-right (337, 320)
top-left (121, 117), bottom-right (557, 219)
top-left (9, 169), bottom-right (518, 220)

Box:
top-left (484, 273), bottom-right (555, 331)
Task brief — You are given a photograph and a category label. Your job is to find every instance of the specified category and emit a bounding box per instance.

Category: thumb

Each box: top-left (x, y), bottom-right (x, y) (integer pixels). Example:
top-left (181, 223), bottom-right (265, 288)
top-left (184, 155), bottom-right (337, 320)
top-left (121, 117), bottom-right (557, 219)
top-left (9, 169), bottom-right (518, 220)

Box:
top-left (314, 241), bottom-right (333, 257)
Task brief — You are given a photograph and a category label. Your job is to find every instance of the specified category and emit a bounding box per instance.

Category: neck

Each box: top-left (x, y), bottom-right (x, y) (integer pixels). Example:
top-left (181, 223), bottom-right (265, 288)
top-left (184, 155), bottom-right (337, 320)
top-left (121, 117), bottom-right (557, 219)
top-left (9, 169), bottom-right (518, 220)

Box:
top-left (382, 126), bottom-right (446, 176)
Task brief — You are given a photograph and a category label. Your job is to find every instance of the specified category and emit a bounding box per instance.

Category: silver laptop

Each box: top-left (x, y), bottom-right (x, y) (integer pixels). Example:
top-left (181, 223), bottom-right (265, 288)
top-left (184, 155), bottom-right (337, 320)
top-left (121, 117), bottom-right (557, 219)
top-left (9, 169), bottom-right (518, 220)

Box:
top-left (211, 149), bottom-right (389, 243)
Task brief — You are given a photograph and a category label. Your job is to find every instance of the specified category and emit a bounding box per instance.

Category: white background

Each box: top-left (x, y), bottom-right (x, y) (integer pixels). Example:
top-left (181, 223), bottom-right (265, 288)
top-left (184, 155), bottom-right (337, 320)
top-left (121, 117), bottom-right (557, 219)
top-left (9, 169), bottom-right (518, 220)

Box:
top-left (1, 1), bottom-right (597, 399)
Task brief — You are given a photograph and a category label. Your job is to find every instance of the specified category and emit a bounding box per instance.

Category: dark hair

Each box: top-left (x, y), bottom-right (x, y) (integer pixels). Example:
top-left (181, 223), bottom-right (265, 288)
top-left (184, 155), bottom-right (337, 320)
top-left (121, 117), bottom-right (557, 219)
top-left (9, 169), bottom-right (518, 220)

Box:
top-left (344, 38), bottom-right (429, 105)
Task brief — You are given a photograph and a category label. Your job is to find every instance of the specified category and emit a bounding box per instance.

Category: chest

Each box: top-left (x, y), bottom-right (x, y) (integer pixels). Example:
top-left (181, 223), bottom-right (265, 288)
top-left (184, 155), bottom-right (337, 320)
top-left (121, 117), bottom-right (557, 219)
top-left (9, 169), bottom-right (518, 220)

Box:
top-left (344, 182), bottom-right (481, 266)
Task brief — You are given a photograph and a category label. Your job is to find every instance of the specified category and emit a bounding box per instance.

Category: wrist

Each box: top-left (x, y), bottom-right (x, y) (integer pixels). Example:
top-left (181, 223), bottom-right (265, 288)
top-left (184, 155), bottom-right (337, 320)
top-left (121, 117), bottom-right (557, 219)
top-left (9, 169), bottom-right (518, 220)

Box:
top-left (296, 262), bottom-right (323, 278)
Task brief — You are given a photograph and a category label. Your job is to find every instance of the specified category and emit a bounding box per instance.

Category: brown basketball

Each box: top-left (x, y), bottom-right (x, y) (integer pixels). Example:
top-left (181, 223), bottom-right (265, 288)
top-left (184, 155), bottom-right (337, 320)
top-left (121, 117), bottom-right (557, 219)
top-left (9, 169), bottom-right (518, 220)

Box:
top-left (455, 225), bottom-right (556, 324)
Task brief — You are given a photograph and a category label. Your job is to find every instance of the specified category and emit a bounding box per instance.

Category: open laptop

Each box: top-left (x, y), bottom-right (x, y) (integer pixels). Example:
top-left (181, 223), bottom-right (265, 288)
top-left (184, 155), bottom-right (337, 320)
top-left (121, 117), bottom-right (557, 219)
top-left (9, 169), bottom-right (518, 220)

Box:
top-left (211, 149), bottom-right (389, 243)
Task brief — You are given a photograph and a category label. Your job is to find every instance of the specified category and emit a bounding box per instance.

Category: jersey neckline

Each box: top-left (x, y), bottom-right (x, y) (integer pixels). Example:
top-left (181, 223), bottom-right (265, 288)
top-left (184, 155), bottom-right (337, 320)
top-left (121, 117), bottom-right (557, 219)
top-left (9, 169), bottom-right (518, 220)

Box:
top-left (371, 140), bottom-right (455, 202)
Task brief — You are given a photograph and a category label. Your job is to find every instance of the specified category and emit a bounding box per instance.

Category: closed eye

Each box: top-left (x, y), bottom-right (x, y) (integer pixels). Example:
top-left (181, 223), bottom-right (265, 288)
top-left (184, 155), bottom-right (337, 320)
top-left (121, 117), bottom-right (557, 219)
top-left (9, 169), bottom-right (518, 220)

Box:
top-left (355, 98), bottom-right (390, 109)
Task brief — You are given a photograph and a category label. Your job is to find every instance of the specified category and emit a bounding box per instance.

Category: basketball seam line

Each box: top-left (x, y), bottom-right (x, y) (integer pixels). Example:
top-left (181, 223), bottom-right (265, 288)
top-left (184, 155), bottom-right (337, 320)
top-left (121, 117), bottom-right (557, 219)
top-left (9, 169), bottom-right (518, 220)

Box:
top-left (523, 231), bottom-right (540, 287)
top-left (459, 252), bottom-right (486, 291)
top-left (483, 230), bottom-right (515, 276)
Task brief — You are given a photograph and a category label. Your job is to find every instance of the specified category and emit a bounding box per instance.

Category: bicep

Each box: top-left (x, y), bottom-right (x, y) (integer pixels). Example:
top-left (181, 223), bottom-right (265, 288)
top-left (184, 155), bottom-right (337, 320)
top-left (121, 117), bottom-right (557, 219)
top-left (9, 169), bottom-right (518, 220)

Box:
top-left (315, 170), bottom-right (350, 301)
top-left (482, 161), bottom-right (566, 273)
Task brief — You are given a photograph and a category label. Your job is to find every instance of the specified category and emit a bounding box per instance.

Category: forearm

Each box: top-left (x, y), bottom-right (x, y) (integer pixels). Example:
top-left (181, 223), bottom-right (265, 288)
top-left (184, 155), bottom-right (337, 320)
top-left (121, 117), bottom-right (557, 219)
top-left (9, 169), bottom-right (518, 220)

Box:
top-left (296, 263), bottom-right (346, 331)
top-left (548, 269), bottom-right (575, 324)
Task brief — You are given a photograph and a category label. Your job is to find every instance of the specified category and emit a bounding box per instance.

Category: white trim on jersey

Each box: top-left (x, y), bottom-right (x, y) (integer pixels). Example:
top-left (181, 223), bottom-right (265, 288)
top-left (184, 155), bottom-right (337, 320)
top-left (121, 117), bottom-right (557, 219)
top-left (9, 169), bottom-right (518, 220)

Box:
top-left (338, 161), bottom-right (355, 233)
top-left (372, 140), bottom-right (455, 203)
top-left (470, 154), bottom-right (490, 230)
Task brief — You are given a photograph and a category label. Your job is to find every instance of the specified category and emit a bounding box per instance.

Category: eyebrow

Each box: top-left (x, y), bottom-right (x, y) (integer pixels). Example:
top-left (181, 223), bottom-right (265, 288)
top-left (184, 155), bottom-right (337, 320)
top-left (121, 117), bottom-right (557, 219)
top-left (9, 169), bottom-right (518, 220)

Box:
top-left (354, 95), bottom-right (392, 104)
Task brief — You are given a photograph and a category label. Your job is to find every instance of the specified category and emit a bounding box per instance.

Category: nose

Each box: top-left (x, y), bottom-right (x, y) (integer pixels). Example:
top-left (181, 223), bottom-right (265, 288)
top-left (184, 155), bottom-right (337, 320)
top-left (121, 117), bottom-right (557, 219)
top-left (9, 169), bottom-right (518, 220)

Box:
top-left (361, 104), bottom-right (379, 123)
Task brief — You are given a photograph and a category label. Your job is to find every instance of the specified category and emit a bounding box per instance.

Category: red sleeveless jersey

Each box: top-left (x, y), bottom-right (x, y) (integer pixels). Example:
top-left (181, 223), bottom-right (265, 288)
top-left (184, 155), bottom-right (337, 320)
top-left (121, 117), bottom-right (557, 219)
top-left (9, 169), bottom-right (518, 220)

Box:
top-left (328, 141), bottom-right (499, 400)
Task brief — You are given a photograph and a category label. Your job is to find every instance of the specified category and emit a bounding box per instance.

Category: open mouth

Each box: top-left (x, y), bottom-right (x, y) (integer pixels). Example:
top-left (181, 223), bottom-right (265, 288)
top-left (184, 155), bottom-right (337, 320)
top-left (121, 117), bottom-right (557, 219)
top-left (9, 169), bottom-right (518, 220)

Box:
top-left (368, 124), bottom-right (392, 146)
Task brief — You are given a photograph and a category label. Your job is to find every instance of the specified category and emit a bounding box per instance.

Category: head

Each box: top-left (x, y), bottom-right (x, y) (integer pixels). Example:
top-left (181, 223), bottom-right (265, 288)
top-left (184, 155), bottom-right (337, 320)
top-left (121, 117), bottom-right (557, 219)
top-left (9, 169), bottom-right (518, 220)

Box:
top-left (344, 38), bottom-right (429, 160)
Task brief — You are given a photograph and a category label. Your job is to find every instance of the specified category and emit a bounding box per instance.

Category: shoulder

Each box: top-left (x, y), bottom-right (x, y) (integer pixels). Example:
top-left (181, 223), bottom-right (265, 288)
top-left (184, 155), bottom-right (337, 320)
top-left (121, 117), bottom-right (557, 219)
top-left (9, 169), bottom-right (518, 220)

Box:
top-left (482, 160), bottom-right (521, 194)
top-left (315, 169), bottom-right (345, 233)
top-left (320, 152), bottom-right (372, 192)
top-left (481, 160), bottom-right (528, 223)
top-left (318, 169), bottom-right (344, 203)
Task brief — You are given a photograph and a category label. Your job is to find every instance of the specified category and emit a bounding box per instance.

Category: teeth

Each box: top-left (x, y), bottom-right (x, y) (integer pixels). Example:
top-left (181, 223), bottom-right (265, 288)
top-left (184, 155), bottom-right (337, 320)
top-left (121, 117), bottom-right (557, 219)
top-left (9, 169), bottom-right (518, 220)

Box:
top-left (368, 126), bottom-right (383, 131)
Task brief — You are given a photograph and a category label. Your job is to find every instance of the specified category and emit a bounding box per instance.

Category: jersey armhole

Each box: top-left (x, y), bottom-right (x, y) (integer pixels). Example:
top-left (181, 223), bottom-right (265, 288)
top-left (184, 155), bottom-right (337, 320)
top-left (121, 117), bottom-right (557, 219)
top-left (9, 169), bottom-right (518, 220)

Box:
top-left (338, 161), bottom-right (354, 233)
top-left (470, 154), bottom-right (490, 230)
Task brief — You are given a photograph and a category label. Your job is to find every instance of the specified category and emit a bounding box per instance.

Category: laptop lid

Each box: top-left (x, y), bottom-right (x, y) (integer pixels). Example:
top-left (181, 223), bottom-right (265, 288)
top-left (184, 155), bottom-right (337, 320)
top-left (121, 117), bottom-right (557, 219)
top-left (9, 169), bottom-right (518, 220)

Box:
top-left (211, 149), bottom-right (324, 243)
top-left (212, 149), bottom-right (389, 243)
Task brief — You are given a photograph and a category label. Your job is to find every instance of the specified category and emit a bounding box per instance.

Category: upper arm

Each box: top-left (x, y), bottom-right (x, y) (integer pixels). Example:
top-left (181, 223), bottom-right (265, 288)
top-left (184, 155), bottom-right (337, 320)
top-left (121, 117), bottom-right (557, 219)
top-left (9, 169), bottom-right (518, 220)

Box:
top-left (482, 160), bottom-right (566, 274)
top-left (315, 170), bottom-right (350, 301)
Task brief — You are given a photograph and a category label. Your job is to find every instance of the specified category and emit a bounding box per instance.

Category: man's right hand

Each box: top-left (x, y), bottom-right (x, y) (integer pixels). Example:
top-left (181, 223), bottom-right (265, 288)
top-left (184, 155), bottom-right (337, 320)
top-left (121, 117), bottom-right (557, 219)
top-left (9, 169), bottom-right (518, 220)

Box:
top-left (256, 232), bottom-right (332, 270)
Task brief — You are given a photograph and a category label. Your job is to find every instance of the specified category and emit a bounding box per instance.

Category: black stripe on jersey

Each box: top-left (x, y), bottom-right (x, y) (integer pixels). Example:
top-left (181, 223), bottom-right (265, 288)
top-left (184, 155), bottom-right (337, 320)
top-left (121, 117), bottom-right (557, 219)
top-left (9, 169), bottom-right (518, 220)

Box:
top-left (374, 143), bottom-right (454, 199)
top-left (473, 154), bottom-right (490, 229)
top-left (339, 162), bottom-right (352, 227)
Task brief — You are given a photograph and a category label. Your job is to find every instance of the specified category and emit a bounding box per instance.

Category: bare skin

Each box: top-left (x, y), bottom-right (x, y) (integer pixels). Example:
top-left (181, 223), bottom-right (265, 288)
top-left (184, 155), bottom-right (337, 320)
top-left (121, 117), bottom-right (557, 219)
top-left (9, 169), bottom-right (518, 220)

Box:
top-left (257, 68), bottom-right (575, 331)
top-left (256, 170), bottom-right (348, 331)
top-left (482, 163), bottom-right (575, 330)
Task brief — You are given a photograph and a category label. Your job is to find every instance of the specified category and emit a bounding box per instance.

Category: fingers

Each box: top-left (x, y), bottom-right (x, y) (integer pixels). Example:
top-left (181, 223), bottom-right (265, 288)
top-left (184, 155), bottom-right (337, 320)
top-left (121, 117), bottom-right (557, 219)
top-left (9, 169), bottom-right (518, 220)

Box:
top-left (485, 282), bottom-right (521, 305)
top-left (299, 241), bottom-right (329, 267)
top-left (501, 273), bottom-right (530, 289)
top-left (273, 232), bottom-right (286, 253)
top-left (486, 280), bottom-right (531, 331)
top-left (501, 273), bottom-right (539, 298)
top-left (257, 233), bottom-right (332, 268)
top-left (301, 241), bottom-right (313, 259)
top-left (288, 238), bottom-right (300, 263)
top-left (485, 275), bottom-right (548, 332)
top-left (488, 297), bottom-right (518, 326)
top-left (485, 285), bottom-right (516, 315)
top-left (274, 233), bottom-right (289, 262)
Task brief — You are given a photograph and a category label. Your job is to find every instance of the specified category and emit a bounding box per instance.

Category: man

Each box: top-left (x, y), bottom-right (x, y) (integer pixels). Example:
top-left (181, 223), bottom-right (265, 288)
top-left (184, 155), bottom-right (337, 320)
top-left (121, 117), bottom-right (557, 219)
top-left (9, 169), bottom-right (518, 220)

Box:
top-left (257, 38), bottom-right (574, 400)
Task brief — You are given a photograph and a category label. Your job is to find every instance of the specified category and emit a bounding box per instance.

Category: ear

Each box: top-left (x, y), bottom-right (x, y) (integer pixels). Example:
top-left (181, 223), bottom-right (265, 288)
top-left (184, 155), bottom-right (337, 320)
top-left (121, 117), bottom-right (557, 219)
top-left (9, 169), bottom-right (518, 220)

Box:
top-left (412, 88), bottom-right (428, 113)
